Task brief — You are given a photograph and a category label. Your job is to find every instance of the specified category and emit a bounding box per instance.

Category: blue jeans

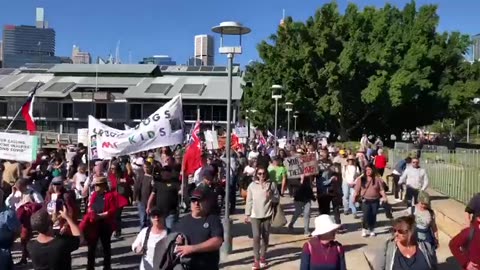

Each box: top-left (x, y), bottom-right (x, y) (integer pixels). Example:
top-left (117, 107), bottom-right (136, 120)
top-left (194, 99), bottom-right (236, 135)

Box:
top-left (342, 182), bottom-right (357, 215)
top-left (137, 202), bottom-right (149, 229)
top-left (165, 214), bottom-right (178, 230)
top-left (288, 201), bottom-right (311, 234)
top-left (361, 199), bottom-right (380, 231)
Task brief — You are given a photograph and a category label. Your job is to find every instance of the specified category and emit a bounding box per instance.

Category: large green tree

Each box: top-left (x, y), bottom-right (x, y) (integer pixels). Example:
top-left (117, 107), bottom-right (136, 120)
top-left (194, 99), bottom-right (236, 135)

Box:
top-left (242, 1), bottom-right (477, 140)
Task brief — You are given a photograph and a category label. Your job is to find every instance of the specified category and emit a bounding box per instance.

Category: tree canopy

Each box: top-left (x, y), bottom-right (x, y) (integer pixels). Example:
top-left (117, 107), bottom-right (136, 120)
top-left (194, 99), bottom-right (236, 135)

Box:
top-left (242, 1), bottom-right (480, 140)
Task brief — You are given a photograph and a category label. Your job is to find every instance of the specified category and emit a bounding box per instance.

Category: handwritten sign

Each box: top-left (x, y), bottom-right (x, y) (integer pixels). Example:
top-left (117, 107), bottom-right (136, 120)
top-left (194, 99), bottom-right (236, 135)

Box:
top-left (283, 156), bottom-right (302, 179)
top-left (0, 132), bottom-right (39, 162)
top-left (284, 154), bottom-right (319, 178)
top-left (301, 154), bottom-right (318, 176)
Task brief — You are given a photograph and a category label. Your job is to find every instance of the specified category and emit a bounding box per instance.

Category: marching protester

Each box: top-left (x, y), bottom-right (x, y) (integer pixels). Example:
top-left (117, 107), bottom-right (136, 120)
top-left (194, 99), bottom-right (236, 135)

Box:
top-left (343, 154), bottom-right (360, 218)
top-left (288, 174), bottom-right (315, 236)
top-left (44, 176), bottom-right (78, 236)
top-left (28, 206), bottom-right (81, 270)
top-left (0, 190), bottom-right (21, 270)
top-left (352, 164), bottom-right (388, 237)
top-left (450, 196), bottom-right (480, 270)
top-left (80, 176), bottom-right (128, 270)
top-left (5, 178), bottom-right (43, 265)
top-left (300, 215), bottom-right (346, 270)
top-left (131, 207), bottom-right (168, 270)
top-left (108, 160), bottom-right (134, 238)
top-left (245, 166), bottom-right (280, 269)
top-left (399, 157), bottom-right (429, 206)
top-left (173, 188), bottom-right (224, 270)
top-left (268, 156), bottom-right (287, 195)
top-left (135, 162), bottom-right (153, 229)
top-left (372, 216), bottom-right (437, 270)
top-left (391, 157), bottom-right (412, 202)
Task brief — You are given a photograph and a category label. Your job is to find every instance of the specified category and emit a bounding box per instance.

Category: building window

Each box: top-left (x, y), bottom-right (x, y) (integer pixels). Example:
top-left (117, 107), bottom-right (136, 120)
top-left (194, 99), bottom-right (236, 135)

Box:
top-left (62, 103), bottom-right (73, 118)
top-left (142, 104), bottom-right (159, 118)
top-left (0, 102), bottom-right (7, 117)
top-left (108, 103), bottom-right (126, 120)
top-left (183, 105), bottom-right (197, 121)
top-left (129, 104), bottom-right (142, 120)
top-left (212, 106), bottom-right (227, 121)
top-left (44, 102), bottom-right (59, 118)
top-left (95, 103), bottom-right (107, 119)
top-left (7, 102), bottom-right (20, 117)
top-left (73, 103), bottom-right (93, 119)
top-left (199, 105), bottom-right (212, 121)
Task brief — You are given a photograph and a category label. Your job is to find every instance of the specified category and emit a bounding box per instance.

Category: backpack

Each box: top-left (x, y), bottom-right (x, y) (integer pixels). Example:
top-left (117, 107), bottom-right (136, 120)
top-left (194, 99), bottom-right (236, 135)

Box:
top-left (142, 226), bottom-right (152, 256)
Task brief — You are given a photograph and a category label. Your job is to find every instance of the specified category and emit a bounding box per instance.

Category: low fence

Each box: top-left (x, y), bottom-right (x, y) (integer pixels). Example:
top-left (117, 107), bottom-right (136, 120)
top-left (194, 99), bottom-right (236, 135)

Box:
top-left (389, 146), bottom-right (479, 205)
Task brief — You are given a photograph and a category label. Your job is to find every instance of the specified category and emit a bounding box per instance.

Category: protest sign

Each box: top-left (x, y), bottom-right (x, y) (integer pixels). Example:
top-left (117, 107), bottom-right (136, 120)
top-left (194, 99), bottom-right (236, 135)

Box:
top-left (93, 95), bottom-right (184, 159)
top-left (0, 132), bottom-right (39, 162)
top-left (235, 126), bottom-right (248, 138)
top-left (283, 156), bottom-right (302, 179)
top-left (77, 128), bottom-right (88, 146)
top-left (204, 130), bottom-right (219, 150)
top-left (302, 153), bottom-right (318, 176)
top-left (278, 138), bottom-right (287, 149)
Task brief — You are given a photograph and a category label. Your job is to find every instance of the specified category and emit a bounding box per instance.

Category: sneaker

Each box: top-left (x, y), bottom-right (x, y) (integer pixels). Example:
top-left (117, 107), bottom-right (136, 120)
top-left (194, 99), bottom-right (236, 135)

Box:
top-left (353, 214), bottom-right (360, 219)
top-left (260, 257), bottom-right (268, 268)
top-left (370, 231), bottom-right (376, 237)
top-left (395, 198), bottom-right (403, 203)
top-left (361, 229), bottom-right (369, 237)
top-left (252, 261), bottom-right (260, 270)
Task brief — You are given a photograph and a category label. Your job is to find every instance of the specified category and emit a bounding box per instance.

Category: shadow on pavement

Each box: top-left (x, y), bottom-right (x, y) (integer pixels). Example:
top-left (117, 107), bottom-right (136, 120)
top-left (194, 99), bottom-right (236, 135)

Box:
top-left (438, 256), bottom-right (461, 270)
top-left (343, 243), bottom-right (367, 252)
top-left (231, 238), bottom-right (307, 255)
top-left (221, 247), bottom-right (302, 268)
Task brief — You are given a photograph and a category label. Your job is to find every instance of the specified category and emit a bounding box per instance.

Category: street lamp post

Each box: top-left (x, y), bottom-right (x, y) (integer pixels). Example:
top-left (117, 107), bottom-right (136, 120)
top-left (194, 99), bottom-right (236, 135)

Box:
top-left (271, 85), bottom-right (283, 154)
top-left (293, 110), bottom-right (299, 133)
top-left (212, 21), bottom-right (251, 256)
top-left (285, 102), bottom-right (293, 141)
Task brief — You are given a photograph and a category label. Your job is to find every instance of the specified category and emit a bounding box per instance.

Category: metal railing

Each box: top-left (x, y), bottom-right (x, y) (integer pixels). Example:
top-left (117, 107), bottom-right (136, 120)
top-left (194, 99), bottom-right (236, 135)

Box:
top-left (389, 145), bottom-right (479, 205)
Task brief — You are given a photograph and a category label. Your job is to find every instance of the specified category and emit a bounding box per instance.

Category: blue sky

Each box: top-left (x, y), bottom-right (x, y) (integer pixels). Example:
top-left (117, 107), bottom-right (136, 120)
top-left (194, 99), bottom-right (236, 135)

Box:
top-left (1, 0), bottom-right (478, 66)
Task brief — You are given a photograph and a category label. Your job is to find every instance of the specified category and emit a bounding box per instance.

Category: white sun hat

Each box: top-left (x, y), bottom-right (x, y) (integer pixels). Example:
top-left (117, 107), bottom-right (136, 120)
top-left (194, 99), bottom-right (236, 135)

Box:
top-left (311, 215), bottom-right (341, 236)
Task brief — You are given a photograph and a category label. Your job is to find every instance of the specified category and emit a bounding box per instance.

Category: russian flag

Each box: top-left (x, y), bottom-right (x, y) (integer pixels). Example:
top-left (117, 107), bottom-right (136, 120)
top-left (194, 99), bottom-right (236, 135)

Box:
top-left (21, 84), bottom-right (39, 134)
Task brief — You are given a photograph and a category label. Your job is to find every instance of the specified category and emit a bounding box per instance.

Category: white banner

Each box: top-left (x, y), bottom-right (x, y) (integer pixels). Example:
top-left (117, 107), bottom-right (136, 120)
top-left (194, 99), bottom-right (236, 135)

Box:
top-left (90, 95), bottom-right (184, 159)
top-left (235, 126), bottom-right (248, 138)
top-left (204, 130), bottom-right (219, 150)
top-left (0, 132), bottom-right (39, 162)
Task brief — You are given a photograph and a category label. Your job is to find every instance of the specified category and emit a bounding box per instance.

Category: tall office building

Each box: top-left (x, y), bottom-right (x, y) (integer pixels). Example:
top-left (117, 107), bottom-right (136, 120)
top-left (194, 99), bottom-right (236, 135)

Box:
top-left (194, 35), bottom-right (214, 66)
top-left (0, 40), bottom-right (3, 67)
top-left (72, 45), bottom-right (91, 64)
top-left (2, 7), bottom-right (61, 68)
top-left (139, 55), bottom-right (176, 65)
top-left (473, 34), bottom-right (480, 61)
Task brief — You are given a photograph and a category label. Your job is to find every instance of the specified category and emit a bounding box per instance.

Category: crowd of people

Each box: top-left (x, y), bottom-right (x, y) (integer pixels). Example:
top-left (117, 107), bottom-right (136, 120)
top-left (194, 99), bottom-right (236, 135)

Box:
top-left (0, 133), bottom-right (478, 270)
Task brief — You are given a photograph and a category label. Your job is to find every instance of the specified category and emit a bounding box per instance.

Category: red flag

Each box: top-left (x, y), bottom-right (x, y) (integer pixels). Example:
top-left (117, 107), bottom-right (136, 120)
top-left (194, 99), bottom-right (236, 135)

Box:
top-left (183, 120), bottom-right (202, 176)
top-left (21, 86), bottom-right (38, 134)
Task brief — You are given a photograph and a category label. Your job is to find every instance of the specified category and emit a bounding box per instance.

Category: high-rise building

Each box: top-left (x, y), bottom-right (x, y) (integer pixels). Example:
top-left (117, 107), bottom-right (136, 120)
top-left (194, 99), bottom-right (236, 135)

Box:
top-left (194, 35), bottom-right (214, 66)
top-left (187, 57), bottom-right (202, 66)
top-left (2, 7), bottom-right (61, 68)
top-left (0, 40), bottom-right (3, 67)
top-left (72, 45), bottom-right (91, 64)
top-left (473, 34), bottom-right (480, 61)
top-left (139, 55), bottom-right (176, 65)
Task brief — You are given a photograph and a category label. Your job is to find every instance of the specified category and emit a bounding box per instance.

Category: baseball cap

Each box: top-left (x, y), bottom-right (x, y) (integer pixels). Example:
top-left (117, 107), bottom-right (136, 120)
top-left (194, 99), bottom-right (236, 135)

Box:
top-left (149, 207), bottom-right (164, 218)
top-left (190, 188), bottom-right (208, 201)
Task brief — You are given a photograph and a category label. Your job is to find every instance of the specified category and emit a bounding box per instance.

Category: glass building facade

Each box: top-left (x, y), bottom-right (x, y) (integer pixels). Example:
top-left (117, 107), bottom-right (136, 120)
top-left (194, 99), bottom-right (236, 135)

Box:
top-left (2, 25), bottom-right (61, 68)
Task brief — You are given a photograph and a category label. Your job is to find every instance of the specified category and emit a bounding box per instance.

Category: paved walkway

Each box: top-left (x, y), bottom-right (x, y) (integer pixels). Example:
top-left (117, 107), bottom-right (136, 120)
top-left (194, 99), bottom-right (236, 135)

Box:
top-left (13, 190), bottom-right (464, 270)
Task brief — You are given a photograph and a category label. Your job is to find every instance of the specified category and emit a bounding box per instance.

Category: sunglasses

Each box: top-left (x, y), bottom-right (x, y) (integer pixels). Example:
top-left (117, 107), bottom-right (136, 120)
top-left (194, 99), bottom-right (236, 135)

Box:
top-left (393, 228), bottom-right (408, 235)
top-left (257, 172), bottom-right (266, 176)
top-left (191, 199), bottom-right (201, 204)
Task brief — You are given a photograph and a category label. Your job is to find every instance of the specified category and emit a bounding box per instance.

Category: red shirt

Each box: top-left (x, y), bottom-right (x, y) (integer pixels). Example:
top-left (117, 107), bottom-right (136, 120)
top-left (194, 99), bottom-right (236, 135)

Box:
top-left (449, 224), bottom-right (480, 269)
top-left (374, 155), bottom-right (387, 169)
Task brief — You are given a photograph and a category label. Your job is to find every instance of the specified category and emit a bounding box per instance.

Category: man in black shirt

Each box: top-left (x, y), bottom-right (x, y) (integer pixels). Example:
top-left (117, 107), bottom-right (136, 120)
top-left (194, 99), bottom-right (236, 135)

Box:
top-left (27, 206), bottom-right (81, 270)
top-left (147, 162), bottom-right (181, 230)
top-left (256, 146), bottom-right (271, 169)
top-left (174, 188), bottom-right (224, 270)
top-left (134, 162), bottom-right (153, 229)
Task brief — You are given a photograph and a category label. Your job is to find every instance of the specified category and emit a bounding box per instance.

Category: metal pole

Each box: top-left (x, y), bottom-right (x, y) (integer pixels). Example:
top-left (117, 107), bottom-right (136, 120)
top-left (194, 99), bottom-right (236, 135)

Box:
top-left (294, 116), bottom-right (297, 131)
top-left (5, 107), bottom-right (23, 132)
top-left (274, 98), bottom-right (278, 154)
top-left (467, 118), bottom-right (470, 143)
top-left (287, 110), bottom-right (290, 141)
top-left (223, 53), bottom-right (233, 255)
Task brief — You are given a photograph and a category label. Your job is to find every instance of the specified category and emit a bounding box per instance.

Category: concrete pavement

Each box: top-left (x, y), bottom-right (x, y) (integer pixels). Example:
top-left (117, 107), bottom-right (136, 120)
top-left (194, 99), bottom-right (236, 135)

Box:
top-left (12, 190), bottom-right (464, 270)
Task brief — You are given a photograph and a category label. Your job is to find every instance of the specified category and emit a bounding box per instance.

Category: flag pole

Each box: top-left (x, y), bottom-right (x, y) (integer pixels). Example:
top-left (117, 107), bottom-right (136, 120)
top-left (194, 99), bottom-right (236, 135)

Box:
top-left (5, 82), bottom-right (41, 132)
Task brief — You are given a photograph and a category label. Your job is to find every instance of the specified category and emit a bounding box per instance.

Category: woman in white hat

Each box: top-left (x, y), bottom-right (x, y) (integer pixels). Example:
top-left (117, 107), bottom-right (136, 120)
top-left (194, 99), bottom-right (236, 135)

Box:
top-left (300, 215), bottom-right (346, 270)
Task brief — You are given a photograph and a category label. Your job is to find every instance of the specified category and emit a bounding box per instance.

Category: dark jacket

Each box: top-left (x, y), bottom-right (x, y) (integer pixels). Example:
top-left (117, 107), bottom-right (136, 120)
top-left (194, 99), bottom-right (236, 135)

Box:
top-left (154, 232), bottom-right (191, 270)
